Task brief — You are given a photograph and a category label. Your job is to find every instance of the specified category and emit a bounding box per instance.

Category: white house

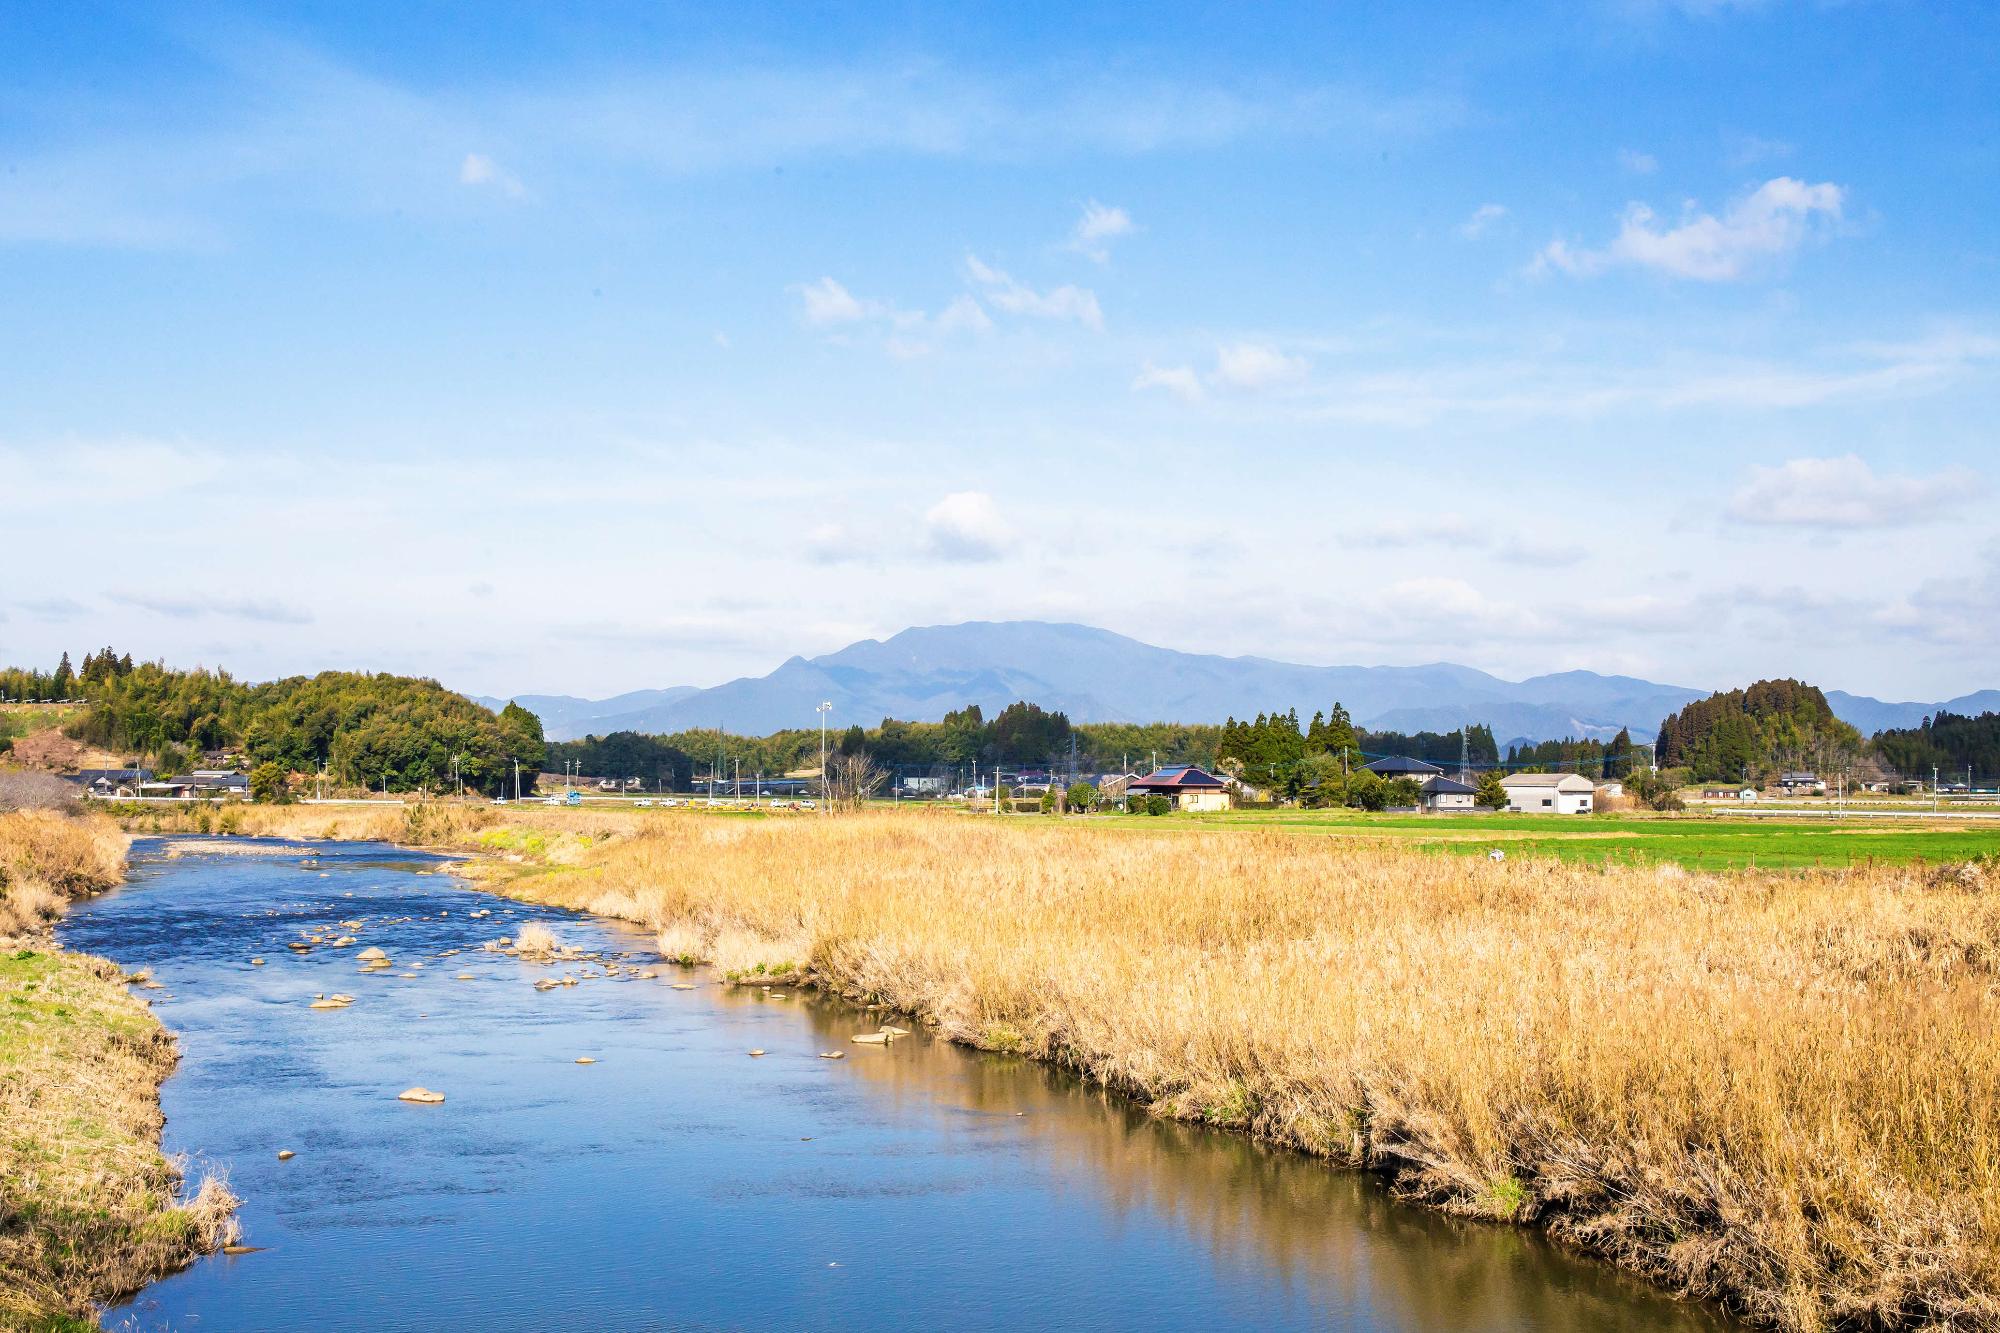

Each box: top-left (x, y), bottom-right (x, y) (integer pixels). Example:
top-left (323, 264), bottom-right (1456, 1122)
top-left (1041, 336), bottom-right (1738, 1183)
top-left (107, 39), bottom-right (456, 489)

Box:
top-left (1500, 772), bottom-right (1596, 815)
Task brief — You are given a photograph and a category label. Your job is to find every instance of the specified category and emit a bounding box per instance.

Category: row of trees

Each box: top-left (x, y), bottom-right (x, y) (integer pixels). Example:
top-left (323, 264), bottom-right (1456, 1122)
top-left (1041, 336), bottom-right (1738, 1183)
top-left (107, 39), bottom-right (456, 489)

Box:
top-left (5, 649), bottom-right (546, 796)
top-left (546, 701), bottom-right (1231, 783)
top-left (1504, 730), bottom-right (1648, 779)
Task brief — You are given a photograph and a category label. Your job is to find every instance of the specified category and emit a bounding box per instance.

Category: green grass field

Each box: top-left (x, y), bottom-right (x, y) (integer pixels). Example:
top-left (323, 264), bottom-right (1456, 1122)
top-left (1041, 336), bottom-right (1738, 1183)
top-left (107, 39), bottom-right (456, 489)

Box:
top-left (1173, 808), bottom-right (2000, 870)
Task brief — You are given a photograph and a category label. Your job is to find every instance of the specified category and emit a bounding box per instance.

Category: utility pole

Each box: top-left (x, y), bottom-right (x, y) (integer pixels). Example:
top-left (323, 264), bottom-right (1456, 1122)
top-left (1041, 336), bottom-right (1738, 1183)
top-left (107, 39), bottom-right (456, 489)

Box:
top-left (816, 701), bottom-right (832, 814)
top-left (1934, 766), bottom-right (1940, 815)
top-left (512, 758), bottom-right (520, 802)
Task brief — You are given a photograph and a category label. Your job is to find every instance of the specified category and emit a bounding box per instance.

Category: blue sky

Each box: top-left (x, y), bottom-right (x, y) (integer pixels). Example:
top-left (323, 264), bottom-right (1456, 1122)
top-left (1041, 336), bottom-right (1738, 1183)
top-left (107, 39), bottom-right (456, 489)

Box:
top-left (5, 1), bottom-right (1998, 702)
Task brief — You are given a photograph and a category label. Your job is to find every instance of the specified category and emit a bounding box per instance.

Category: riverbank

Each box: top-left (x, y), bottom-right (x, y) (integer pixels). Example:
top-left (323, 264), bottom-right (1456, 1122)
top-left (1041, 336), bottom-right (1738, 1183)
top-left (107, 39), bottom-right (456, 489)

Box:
top-left (0, 811), bottom-right (238, 1330)
top-left (111, 802), bottom-right (2000, 1329)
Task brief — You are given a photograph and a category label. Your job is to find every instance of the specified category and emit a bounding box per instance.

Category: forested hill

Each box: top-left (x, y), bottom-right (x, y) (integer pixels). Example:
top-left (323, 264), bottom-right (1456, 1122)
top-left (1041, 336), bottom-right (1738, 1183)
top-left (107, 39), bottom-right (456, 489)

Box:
top-left (2, 649), bottom-right (544, 796)
top-left (1652, 680), bottom-right (1863, 782)
top-left (1873, 712), bottom-right (2000, 780)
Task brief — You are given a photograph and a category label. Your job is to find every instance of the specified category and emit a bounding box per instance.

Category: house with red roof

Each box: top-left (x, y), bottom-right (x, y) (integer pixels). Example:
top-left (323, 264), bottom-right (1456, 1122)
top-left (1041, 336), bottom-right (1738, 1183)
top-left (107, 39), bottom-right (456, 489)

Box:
top-left (1126, 764), bottom-right (1232, 812)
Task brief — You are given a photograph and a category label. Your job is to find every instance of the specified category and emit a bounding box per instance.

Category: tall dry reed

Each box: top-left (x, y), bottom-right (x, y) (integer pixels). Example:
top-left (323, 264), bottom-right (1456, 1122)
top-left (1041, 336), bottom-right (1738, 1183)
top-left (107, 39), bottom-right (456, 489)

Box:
top-left (470, 812), bottom-right (2000, 1331)
top-left (0, 808), bottom-right (129, 937)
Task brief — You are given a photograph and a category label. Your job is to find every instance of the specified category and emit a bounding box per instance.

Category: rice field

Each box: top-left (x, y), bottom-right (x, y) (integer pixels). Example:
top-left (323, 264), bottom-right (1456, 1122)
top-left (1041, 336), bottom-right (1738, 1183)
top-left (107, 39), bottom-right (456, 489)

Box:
top-left (1174, 808), bottom-right (2000, 870)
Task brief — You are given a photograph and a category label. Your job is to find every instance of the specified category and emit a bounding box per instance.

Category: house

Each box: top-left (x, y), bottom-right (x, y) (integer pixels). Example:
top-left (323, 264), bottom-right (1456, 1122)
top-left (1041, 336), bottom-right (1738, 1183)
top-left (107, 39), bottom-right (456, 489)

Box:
top-left (1127, 765), bottom-right (1232, 812)
top-left (1777, 772), bottom-right (1826, 796)
top-left (1094, 774), bottom-right (1136, 802)
top-left (1418, 775), bottom-right (1477, 813)
top-left (185, 769), bottom-right (250, 797)
top-left (1363, 755), bottom-right (1444, 780)
top-left (129, 770), bottom-right (250, 800)
top-left (1500, 772), bottom-right (1596, 814)
top-left (72, 768), bottom-right (153, 798)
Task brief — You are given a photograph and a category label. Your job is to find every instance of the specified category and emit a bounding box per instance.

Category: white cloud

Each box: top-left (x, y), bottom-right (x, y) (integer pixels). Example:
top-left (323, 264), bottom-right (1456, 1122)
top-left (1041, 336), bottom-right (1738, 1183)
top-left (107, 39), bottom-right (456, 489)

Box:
top-left (1617, 148), bottom-right (1658, 175)
top-left (797, 276), bottom-right (872, 326)
top-left (1536, 176), bottom-right (1844, 281)
top-left (1066, 200), bottom-right (1134, 261)
top-left (923, 491), bottom-right (1011, 563)
top-left (934, 294), bottom-right (992, 333)
top-left (1212, 342), bottom-right (1307, 391)
top-left (1132, 362), bottom-right (1205, 403)
top-left (1458, 202), bottom-right (1507, 238)
top-left (458, 152), bottom-right (526, 198)
top-left (1726, 455), bottom-right (1979, 529)
top-left (965, 256), bottom-right (1103, 330)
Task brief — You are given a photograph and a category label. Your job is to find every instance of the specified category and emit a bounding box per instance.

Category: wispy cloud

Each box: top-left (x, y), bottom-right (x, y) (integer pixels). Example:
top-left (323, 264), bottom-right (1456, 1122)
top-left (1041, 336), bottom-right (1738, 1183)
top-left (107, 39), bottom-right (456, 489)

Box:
top-left (1132, 361), bottom-right (1206, 403)
top-left (1343, 514), bottom-right (1588, 566)
top-left (1137, 342), bottom-right (1307, 400)
top-left (3, 30), bottom-right (1456, 250)
top-left (1212, 342), bottom-right (1307, 391)
top-left (1727, 455), bottom-right (1981, 529)
top-left (797, 276), bottom-right (876, 327)
top-left (11, 597), bottom-right (92, 622)
top-left (458, 152), bottom-right (526, 198)
top-left (1065, 200), bottom-right (1134, 262)
top-left (1616, 148), bottom-right (1658, 175)
top-left (1535, 176), bottom-right (1844, 281)
top-left (964, 256), bottom-right (1103, 330)
top-left (106, 592), bottom-right (314, 624)
top-left (1458, 202), bottom-right (1507, 238)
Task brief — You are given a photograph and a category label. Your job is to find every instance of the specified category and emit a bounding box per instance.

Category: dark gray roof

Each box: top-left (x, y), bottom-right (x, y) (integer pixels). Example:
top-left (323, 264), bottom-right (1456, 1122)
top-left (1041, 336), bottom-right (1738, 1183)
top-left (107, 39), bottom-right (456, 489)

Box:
top-left (1363, 755), bottom-right (1444, 776)
top-left (72, 768), bottom-right (153, 785)
top-left (1420, 776), bottom-right (1476, 795)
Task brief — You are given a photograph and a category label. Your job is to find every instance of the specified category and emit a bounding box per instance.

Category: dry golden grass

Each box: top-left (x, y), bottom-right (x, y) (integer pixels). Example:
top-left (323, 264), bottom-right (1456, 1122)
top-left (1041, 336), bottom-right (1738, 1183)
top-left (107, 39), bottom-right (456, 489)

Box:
top-left (0, 810), bottom-right (128, 940)
top-left (511, 921), bottom-right (561, 959)
top-left (0, 811), bottom-right (237, 1329)
top-left (111, 799), bottom-right (497, 848)
top-left (457, 810), bottom-right (2000, 1331)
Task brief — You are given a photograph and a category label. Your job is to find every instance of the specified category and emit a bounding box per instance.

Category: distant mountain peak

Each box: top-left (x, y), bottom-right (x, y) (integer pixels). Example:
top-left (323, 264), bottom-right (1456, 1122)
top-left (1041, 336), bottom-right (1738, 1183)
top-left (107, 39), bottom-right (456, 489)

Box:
top-left (499, 619), bottom-right (1725, 743)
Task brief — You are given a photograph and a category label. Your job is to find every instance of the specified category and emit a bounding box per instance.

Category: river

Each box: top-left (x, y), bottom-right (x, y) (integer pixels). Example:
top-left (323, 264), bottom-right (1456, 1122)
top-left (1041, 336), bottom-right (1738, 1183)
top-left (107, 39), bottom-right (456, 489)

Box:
top-left (58, 838), bottom-right (1735, 1332)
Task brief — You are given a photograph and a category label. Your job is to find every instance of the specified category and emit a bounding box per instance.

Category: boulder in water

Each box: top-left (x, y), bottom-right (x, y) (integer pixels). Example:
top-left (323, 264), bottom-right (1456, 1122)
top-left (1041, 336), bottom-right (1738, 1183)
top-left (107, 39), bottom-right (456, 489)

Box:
top-left (397, 1087), bottom-right (446, 1104)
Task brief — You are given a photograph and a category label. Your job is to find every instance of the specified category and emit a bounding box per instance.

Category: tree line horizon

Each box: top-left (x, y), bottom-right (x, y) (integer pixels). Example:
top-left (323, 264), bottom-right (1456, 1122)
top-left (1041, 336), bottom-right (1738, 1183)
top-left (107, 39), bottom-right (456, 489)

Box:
top-left (4, 650), bottom-right (1995, 797)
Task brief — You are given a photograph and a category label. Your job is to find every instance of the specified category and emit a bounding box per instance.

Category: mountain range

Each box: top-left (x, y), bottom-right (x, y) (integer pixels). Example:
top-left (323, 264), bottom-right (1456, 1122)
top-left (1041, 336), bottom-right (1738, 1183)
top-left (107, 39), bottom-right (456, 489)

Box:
top-left (479, 621), bottom-right (1997, 746)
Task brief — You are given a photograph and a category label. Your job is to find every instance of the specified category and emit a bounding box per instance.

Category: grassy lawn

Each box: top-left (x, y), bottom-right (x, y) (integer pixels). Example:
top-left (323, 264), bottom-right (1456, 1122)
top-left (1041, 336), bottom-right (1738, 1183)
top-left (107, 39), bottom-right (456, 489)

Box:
top-left (1172, 808), bottom-right (2000, 870)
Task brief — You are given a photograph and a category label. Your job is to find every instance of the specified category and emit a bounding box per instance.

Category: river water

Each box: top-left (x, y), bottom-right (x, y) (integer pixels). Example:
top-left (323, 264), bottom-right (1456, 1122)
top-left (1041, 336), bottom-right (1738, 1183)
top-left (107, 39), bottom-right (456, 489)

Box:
top-left (59, 838), bottom-right (1734, 1332)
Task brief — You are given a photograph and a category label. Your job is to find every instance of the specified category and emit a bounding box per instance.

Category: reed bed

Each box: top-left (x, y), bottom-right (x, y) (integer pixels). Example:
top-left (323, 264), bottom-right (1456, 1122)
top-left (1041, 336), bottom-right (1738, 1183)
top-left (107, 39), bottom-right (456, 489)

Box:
top-left (467, 811), bottom-right (2000, 1331)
